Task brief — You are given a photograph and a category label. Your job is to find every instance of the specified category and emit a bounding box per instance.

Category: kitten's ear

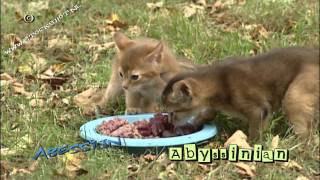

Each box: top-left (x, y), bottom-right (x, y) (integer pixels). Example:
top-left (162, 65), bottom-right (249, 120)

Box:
top-left (146, 42), bottom-right (164, 65)
top-left (172, 78), bottom-right (196, 101)
top-left (114, 32), bottom-right (134, 50)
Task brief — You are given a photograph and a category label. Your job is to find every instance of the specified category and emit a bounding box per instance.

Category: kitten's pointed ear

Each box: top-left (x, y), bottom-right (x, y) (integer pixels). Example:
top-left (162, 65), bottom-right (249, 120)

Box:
top-left (172, 78), bottom-right (196, 100)
top-left (147, 42), bottom-right (164, 65)
top-left (114, 32), bottom-right (134, 50)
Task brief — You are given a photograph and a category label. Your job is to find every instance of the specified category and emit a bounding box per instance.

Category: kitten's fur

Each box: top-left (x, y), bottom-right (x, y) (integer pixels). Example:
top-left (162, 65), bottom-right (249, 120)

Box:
top-left (162, 47), bottom-right (319, 139)
top-left (87, 32), bottom-right (194, 114)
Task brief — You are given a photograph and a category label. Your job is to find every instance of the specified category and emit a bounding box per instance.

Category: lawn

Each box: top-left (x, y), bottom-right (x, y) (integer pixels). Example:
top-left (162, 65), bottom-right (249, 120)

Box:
top-left (1, 0), bottom-right (319, 179)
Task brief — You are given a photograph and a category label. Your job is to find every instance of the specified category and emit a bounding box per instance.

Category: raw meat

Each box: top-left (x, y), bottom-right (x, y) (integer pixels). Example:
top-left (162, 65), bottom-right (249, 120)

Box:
top-left (96, 118), bottom-right (128, 135)
top-left (96, 113), bottom-right (198, 138)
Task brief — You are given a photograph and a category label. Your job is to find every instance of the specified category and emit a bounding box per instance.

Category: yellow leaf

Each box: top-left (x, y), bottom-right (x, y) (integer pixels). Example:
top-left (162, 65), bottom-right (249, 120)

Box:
top-left (43, 64), bottom-right (65, 76)
top-left (51, 64), bottom-right (65, 73)
top-left (63, 152), bottom-right (87, 178)
top-left (18, 65), bottom-right (33, 75)
top-left (111, 13), bottom-right (119, 22)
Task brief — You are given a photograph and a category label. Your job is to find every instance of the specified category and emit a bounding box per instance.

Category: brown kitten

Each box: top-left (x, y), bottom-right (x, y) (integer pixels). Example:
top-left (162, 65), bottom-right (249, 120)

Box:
top-left (162, 47), bottom-right (319, 139)
top-left (87, 32), bottom-right (194, 115)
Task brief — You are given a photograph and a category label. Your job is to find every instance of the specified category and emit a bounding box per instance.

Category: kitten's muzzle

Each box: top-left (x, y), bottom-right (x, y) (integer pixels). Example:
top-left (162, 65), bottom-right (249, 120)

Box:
top-left (122, 85), bottom-right (128, 90)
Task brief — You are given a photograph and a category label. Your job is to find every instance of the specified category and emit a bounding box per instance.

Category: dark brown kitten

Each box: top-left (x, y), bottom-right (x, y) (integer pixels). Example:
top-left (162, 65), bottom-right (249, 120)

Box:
top-left (162, 47), bottom-right (319, 139)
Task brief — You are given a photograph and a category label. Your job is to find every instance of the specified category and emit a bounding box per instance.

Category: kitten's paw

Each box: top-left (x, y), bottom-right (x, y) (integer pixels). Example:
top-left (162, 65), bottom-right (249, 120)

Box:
top-left (83, 104), bottom-right (100, 116)
top-left (125, 108), bottom-right (142, 115)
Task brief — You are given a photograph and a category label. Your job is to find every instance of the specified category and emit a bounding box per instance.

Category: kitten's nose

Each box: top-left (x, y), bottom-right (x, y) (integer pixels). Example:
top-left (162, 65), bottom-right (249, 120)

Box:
top-left (122, 85), bottom-right (128, 90)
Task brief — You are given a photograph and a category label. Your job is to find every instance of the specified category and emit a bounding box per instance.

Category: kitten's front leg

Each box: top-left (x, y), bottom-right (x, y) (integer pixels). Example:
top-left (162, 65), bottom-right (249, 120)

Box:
top-left (125, 91), bottom-right (143, 115)
top-left (125, 107), bottom-right (143, 115)
top-left (84, 60), bottom-right (123, 115)
top-left (245, 106), bottom-right (271, 140)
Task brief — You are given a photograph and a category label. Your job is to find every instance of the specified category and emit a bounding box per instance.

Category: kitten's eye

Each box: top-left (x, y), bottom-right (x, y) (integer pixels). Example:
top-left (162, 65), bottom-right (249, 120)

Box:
top-left (131, 75), bottom-right (139, 80)
top-left (119, 72), bottom-right (123, 78)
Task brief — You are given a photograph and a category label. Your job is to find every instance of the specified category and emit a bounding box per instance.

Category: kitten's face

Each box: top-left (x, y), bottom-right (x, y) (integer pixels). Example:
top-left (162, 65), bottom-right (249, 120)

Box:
top-left (162, 78), bottom-right (216, 127)
top-left (114, 32), bottom-right (164, 92)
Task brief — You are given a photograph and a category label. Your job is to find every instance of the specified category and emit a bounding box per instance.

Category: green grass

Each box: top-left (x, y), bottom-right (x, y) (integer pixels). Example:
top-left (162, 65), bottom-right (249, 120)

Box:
top-left (1, 0), bottom-right (319, 179)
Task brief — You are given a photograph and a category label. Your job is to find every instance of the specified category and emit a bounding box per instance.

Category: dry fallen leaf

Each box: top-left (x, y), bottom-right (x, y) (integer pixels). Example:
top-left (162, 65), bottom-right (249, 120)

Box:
top-left (146, 1), bottom-right (164, 11)
top-left (128, 25), bottom-right (142, 36)
top-left (127, 164), bottom-right (139, 173)
top-left (73, 87), bottom-right (101, 107)
top-left (0, 73), bottom-right (15, 86)
top-left (62, 152), bottom-right (88, 178)
top-left (11, 167), bottom-right (31, 175)
top-left (1, 73), bottom-right (13, 81)
top-left (28, 1), bottom-right (49, 13)
top-left (245, 24), bottom-right (269, 40)
top-left (104, 13), bottom-right (128, 32)
top-left (194, 175), bottom-right (205, 180)
top-left (9, 34), bottom-right (22, 47)
top-left (224, 130), bottom-right (251, 149)
top-left (12, 82), bottom-right (33, 98)
top-left (282, 160), bottom-right (303, 171)
top-left (36, 64), bottom-right (69, 89)
top-left (88, 42), bottom-right (115, 53)
top-left (43, 64), bottom-right (65, 76)
top-left (73, 87), bottom-right (106, 115)
top-left (14, 9), bottom-right (24, 22)
top-left (10, 160), bottom-right (39, 177)
top-left (144, 154), bottom-right (157, 162)
top-left (296, 175), bottom-right (310, 180)
top-left (235, 162), bottom-right (256, 177)
top-left (208, 0), bottom-right (224, 13)
top-left (91, 53), bottom-right (100, 63)
top-left (37, 74), bottom-right (69, 90)
top-left (31, 53), bottom-right (47, 71)
top-left (198, 164), bottom-right (210, 172)
top-left (183, 4), bottom-right (205, 18)
top-left (62, 98), bottom-right (70, 105)
top-left (1, 148), bottom-right (18, 156)
top-left (29, 98), bottom-right (45, 107)
top-left (158, 166), bottom-right (179, 180)
top-left (271, 135), bottom-right (280, 149)
top-left (48, 35), bottom-right (73, 49)
top-left (28, 161), bottom-right (39, 172)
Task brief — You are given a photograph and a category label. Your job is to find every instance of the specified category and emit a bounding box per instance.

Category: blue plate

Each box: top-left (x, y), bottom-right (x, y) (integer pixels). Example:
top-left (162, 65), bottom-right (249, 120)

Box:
top-left (80, 113), bottom-right (217, 147)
